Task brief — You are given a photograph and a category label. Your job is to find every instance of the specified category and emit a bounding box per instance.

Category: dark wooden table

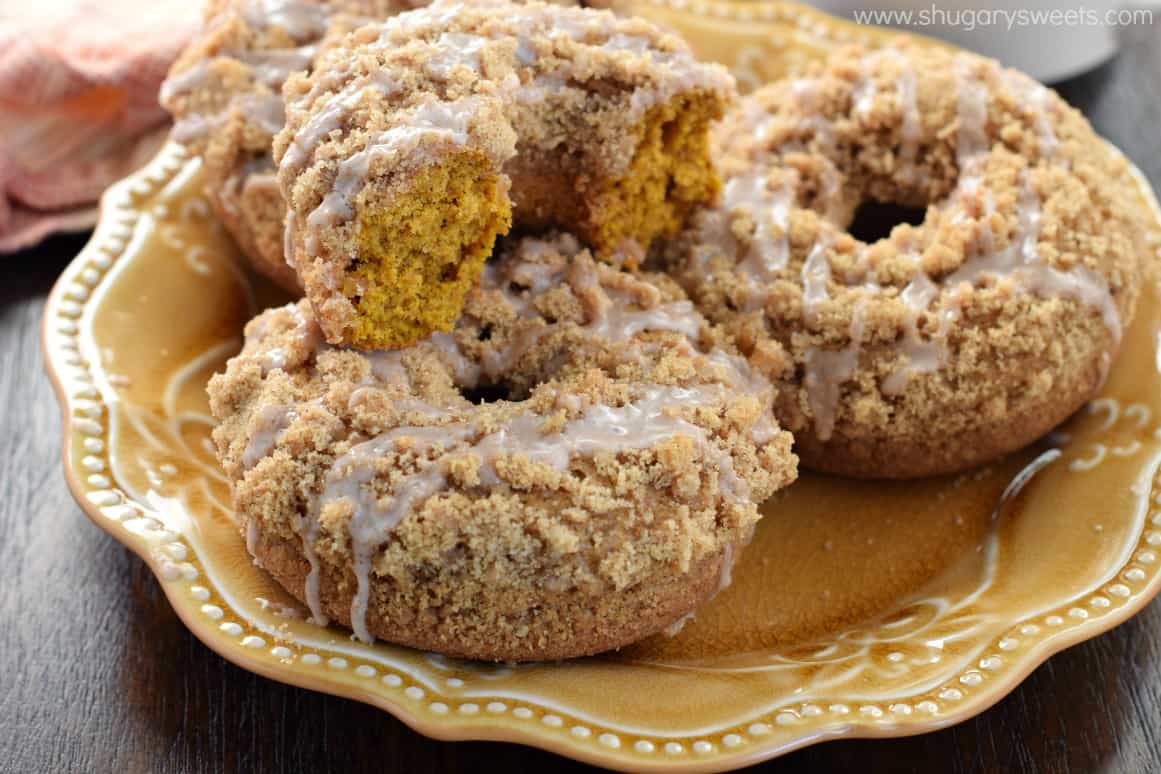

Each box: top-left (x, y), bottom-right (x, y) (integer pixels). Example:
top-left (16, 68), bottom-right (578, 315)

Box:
top-left (4, 22), bottom-right (1161, 774)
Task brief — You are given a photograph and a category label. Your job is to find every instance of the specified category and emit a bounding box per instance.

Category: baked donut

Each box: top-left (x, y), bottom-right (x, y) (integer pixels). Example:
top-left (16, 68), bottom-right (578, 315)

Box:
top-left (161, 0), bottom-right (430, 290)
top-left (667, 43), bottom-right (1145, 479)
top-left (208, 233), bottom-right (796, 661)
top-left (274, 0), bottom-right (735, 351)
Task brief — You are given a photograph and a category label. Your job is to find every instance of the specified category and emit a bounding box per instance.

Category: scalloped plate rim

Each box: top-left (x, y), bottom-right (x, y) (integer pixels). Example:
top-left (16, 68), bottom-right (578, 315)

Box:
top-left (40, 48), bottom-right (1161, 771)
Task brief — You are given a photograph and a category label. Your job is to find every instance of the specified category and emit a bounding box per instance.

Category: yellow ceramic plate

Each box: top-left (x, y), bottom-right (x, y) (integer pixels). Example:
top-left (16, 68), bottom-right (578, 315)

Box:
top-left (44, 2), bottom-right (1161, 772)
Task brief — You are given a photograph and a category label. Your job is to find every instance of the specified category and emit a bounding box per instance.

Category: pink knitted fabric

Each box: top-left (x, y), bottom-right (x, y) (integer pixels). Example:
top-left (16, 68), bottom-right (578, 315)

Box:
top-left (0, 0), bottom-right (200, 252)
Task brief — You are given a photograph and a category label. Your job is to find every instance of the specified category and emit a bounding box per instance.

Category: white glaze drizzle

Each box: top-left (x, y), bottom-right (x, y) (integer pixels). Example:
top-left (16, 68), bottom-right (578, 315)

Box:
top-left (1030, 83), bottom-right (1060, 159)
top-left (955, 59), bottom-right (991, 165)
top-left (724, 171), bottom-right (794, 310)
top-left (428, 331), bottom-right (483, 385)
top-left (167, 84), bottom-right (283, 140)
top-left (236, 93), bottom-right (286, 135)
top-left (478, 253), bottom-right (704, 379)
top-left (716, 542), bottom-right (735, 594)
top-left (704, 349), bottom-right (785, 445)
top-left (665, 535), bottom-right (739, 639)
top-left (245, 518), bottom-right (262, 565)
top-left (283, 210), bottom-right (298, 270)
top-left (294, 504), bottom-right (328, 625)
top-left (318, 425), bottom-right (473, 641)
top-left (791, 79), bottom-right (844, 222)
top-left (852, 49), bottom-right (921, 182)
top-left (280, 75), bottom-right (400, 176)
top-left (365, 351), bottom-right (410, 384)
top-left (804, 301), bottom-right (865, 442)
top-left (1004, 70), bottom-right (1060, 160)
top-left (192, 43), bottom-right (314, 100)
top-left (160, 60), bottom-right (212, 103)
top-left (242, 404), bottom-right (297, 469)
top-left (800, 236), bottom-right (833, 326)
top-left (425, 32), bottom-right (488, 79)
top-left (163, 0), bottom-right (371, 145)
top-left (880, 254), bottom-right (945, 395)
top-left (242, 0), bottom-right (330, 42)
top-left (895, 67), bottom-right (921, 181)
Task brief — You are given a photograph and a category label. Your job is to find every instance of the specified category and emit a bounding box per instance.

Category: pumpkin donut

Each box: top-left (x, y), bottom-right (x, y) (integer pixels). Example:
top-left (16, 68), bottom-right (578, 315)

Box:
top-left (208, 233), bottom-right (796, 661)
top-left (273, 0), bottom-right (735, 350)
top-left (160, 0), bottom-right (427, 291)
top-left (667, 43), bottom-right (1146, 479)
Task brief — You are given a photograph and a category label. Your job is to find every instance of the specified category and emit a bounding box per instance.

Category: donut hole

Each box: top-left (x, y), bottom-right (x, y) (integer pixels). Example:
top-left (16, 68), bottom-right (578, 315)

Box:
top-left (846, 199), bottom-right (926, 244)
top-left (460, 383), bottom-right (514, 405)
